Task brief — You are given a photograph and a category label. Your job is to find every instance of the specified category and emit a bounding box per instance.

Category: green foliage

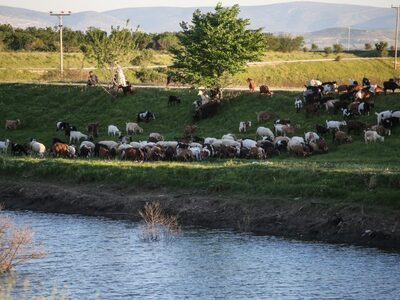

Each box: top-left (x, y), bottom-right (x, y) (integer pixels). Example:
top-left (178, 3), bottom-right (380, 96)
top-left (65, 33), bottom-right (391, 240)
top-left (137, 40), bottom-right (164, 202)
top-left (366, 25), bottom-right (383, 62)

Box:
top-left (375, 41), bottom-right (388, 57)
top-left (311, 43), bottom-right (318, 51)
top-left (333, 43), bottom-right (344, 54)
top-left (170, 3), bottom-right (265, 89)
top-left (151, 32), bottom-right (180, 51)
top-left (264, 33), bottom-right (304, 52)
top-left (365, 43), bottom-right (372, 50)
top-left (81, 25), bottom-right (142, 83)
top-left (324, 46), bottom-right (333, 55)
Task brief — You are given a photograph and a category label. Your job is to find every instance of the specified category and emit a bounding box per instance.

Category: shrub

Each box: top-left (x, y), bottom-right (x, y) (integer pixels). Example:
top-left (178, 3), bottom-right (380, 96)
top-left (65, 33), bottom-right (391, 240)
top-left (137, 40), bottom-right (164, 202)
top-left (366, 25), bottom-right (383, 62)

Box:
top-left (0, 209), bottom-right (45, 273)
top-left (324, 47), bottom-right (333, 55)
top-left (138, 201), bottom-right (180, 242)
top-left (375, 41), bottom-right (388, 57)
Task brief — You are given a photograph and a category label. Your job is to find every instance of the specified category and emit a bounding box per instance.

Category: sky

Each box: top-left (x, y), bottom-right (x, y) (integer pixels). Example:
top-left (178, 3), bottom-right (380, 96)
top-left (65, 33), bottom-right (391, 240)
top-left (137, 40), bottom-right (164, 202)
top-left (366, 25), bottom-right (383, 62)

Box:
top-left (0, 0), bottom-right (397, 12)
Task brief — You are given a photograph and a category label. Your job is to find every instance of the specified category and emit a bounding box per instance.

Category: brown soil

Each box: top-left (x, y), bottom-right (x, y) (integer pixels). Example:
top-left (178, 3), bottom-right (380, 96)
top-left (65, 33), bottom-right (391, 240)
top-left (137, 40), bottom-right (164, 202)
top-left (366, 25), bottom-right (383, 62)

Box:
top-left (1, 179), bottom-right (399, 251)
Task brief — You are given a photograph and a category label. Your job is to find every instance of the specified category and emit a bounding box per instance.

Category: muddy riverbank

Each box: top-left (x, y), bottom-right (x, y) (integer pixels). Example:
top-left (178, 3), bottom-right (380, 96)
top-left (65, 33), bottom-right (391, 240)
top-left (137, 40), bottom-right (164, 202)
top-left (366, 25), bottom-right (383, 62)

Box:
top-left (1, 180), bottom-right (399, 250)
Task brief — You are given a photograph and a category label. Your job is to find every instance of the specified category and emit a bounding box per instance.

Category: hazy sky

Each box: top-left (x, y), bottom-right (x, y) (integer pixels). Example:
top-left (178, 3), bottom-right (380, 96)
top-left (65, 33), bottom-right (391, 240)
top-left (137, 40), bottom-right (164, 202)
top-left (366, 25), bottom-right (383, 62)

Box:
top-left (0, 0), bottom-right (397, 12)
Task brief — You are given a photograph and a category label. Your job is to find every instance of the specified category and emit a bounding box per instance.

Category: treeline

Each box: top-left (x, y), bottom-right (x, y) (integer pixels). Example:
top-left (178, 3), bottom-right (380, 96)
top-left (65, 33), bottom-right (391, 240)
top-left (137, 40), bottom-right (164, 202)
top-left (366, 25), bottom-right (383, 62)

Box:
top-left (0, 24), bottom-right (308, 53)
top-left (0, 24), bottom-right (180, 52)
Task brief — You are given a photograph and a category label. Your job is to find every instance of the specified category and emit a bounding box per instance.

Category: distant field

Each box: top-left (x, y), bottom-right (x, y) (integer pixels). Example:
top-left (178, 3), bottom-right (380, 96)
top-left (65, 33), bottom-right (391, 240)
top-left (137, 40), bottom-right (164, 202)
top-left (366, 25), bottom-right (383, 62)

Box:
top-left (0, 84), bottom-right (399, 204)
top-left (0, 51), bottom-right (398, 87)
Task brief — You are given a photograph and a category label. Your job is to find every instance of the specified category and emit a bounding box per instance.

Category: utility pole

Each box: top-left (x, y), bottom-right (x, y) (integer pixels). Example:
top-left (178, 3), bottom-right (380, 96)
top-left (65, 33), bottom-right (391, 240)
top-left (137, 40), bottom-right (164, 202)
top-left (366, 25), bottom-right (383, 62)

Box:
top-left (392, 5), bottom-right (400, 70)
top-left (347, 27), bottom-right (351, 51)
top-left (50, 11), bottom-right (71, 78)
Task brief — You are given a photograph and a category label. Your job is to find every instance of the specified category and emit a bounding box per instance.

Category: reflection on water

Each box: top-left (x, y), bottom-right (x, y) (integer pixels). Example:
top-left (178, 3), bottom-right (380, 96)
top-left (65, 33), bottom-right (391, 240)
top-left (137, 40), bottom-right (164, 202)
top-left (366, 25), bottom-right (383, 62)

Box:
top-left (1, 211), bottom-right (400, 299)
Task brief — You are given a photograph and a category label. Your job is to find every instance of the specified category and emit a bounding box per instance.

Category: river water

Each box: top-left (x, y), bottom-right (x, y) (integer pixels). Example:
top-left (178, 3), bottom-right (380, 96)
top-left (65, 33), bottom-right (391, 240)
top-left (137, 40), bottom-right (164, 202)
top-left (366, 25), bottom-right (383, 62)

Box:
top-left (2, 211), bottom-right (400, 299)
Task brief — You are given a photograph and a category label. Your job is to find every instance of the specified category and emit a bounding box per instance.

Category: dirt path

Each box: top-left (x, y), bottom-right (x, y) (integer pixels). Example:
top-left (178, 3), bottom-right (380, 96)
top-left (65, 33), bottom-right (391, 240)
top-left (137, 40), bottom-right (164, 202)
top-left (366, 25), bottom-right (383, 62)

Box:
top-left (1, 180), bottom-right (399, 251)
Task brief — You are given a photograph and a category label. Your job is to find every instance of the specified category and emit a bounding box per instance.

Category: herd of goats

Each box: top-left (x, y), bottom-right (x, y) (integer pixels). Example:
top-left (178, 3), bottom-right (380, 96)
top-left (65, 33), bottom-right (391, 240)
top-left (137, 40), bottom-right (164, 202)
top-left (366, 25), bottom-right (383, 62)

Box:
top-left (0, 77), bottom-right (399, 162)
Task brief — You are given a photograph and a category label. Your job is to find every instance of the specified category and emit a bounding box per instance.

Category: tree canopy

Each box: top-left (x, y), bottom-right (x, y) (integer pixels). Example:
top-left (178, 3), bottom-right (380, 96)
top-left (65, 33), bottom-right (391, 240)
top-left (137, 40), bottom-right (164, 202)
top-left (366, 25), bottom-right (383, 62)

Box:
top-left (170, 3), bottom-right (265, 89)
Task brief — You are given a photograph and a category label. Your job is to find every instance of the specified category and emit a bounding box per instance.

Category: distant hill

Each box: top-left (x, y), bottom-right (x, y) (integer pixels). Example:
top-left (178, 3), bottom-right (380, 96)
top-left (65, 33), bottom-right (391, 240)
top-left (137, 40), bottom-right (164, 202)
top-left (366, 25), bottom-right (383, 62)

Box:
top-left (304, 27), bottom-right (395, 49)
top-left (0, 1), bottom-right (396, 36)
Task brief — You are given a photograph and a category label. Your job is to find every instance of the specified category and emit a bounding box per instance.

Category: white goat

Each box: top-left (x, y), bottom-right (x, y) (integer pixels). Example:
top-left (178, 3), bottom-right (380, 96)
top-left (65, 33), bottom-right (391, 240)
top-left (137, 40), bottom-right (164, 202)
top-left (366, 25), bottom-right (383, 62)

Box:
top-left (69, 131), bottom-right (88, 144)
top-left (108, 125), bottom-right (121, 137)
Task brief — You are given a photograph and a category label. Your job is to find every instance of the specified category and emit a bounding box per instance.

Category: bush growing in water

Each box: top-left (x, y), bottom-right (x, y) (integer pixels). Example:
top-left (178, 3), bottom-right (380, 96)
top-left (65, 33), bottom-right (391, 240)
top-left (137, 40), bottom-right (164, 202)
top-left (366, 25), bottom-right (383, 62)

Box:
top-left (138, 202), bottom-right (180, 242)
top-left (0, 209), bottom-right (45, 273)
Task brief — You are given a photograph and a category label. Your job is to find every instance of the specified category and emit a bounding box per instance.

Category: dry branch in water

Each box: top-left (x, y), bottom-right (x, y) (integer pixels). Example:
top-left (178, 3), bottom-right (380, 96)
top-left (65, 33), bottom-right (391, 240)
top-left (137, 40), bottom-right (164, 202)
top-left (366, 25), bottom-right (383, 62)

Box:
top-left (0, 209), bottom-right (45, 273)
top-left (138, 201), bottom-right (181, 242)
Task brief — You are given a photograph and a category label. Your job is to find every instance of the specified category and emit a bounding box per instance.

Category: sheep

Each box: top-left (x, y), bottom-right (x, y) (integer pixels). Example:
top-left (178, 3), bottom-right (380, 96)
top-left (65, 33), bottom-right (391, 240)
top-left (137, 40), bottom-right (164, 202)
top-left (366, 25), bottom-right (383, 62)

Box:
top-left (242, 139), bottom-right (257, 149)
top-left (108, 125), bottom-right (121, 137)
top-left (80, 141), bottom-right (95, 151)
top-left (5, 119), bottom-right (20, 130)
top-left (256, 127), bottom-right (275, 140)
top-left (287, 142), bottom-right (308, 157)
top-left (0, 139), bottom-right (10, 153)
top-left (69, 131), bottom-right (88, 144)
top-left (304, 132), bottom-right (320, 143)
top-left (222, 134), bottom-right (236, 141)
top-left (326, 120), bottom-right (347, 131)
top-left (239, 121), bottom-right (252, 133)
top-left (29, 139), bottom-right (46, 157)
top-left (149, 133), bottom-right (164, 142)
top-left (98, 141), bottom-right (119, 150)
top-left (333, 131), bottom-right (353, 144)
top-left (204, 137), bottom-right (217, 145)
top-left (364, 131), bottom-right (384, 144)
top-left (126, 122), bottom-right (143, 135)
top-left (290, 136), bottom-right (305, 145)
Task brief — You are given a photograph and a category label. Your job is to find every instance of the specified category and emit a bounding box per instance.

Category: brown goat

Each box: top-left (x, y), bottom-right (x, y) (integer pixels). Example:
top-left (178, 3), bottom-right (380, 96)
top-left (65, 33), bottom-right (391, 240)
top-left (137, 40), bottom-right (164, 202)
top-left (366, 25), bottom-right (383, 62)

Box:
top-left (256, 111), bottom-right (274, 123)
top-left (5, 119), bottom-right (20, 130)
top-left (123, 148), bottom-right (144, 161)
top-left (51, 143), bottom-right (71, 158)
top-left (87, 123), bottom-right (99, 138)
top-left (333, 131), bottom-right (353, 144)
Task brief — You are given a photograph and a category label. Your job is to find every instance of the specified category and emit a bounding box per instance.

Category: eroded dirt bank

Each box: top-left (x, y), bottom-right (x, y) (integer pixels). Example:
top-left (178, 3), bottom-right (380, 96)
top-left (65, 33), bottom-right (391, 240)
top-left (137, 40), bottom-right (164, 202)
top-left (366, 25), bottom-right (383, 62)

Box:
top-left (1, 180), bottom-right (399, 250)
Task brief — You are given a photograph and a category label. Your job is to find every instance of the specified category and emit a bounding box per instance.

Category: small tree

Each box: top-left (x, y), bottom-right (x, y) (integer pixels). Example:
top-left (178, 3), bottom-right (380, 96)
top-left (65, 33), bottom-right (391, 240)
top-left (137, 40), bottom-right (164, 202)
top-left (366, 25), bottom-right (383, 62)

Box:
top-left (365, 43), bottom-right (372, 50)
top-left (375, 41), bottom-right (388, 57)
top-left (311, 43), bottom-right (318, 51)
top-left (333, 43), bottom-right (344, 54)
top-left (81, 24), bottom-right (143, 88)
top-left (324, 46), bottom-right (333, 55)
top-left (170, 3), bottom-right (265, 94)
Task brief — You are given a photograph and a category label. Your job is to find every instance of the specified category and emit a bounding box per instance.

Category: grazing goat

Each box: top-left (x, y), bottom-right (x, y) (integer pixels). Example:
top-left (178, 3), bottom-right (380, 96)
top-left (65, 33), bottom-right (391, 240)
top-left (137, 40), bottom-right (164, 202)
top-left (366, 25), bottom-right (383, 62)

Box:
top-left (370, 125), bottom-right (391, 136)
top-left (364, 131), bottom-right (384, 144)
top-left (69, 131), bottom-right (88, 144)
top-left (274, 124), bottom-right (295, 136)
top-left (333, 131), bottom-right (353, 144)
top-left (87, 123), bottom-right (99, 138)
top-left (149, 133), bottom-right (164, 142)
top-left (126, 122), bottom-right (143, 135)
top-left (51, 143), bottom-right (71, 158)
top-left (260, 85), bottom-right (273, 96)
top-left (137, 111), bottom-right (156, 123)
top-left (5, 119), bottom-right (20, 130)
top-left (0, 139), bottom-right (10, 153)
top-left (29, 139), bottom-right (46, 157)
top-left (326, 120), bottom-right (347, 131)
top-left (256, 127), bottom-right (275, 140)
top-left (316, 124), bottom-right (330, 136)
top-left (11, 143), bottom-right (28, 155)
top-left (108, 125), bottom-right (121, 137)
top-left (304, 132), bottom-right (320, 143)
top-left (375, 111), bottom-right (392, 125)
top-left (239, 121), bottom-right (252, 133)
top-left (256, 111), bottom-right (274, 123)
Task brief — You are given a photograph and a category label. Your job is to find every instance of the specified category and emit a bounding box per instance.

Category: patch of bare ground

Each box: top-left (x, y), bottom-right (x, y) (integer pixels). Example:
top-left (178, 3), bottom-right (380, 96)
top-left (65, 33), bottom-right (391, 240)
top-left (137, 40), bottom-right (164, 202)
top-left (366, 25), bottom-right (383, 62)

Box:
top-left (0, 179), bottom-right (399, 251)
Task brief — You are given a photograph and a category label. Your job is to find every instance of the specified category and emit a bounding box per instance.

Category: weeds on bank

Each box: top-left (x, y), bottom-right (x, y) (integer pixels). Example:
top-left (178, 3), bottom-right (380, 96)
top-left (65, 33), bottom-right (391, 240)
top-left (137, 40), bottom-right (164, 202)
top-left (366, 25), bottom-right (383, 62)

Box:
top-left (0, 209), bottom-right (45, 274)
top-left (138, 202), bottom-right (181, 242)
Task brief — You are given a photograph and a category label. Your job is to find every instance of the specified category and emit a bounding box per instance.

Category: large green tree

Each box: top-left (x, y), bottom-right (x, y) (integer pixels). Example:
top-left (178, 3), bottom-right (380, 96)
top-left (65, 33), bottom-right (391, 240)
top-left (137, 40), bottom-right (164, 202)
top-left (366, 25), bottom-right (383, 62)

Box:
top-left (170, 3), bottom-right (265, 91)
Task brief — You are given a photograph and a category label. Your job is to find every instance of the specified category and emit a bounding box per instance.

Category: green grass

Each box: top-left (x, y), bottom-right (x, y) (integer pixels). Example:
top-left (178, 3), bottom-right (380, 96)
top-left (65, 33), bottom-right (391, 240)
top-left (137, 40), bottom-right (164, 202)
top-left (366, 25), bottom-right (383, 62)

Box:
top-left (0, 84), bottom-right (399, 206)
top-left (1, 51), bottom-right (398, 87)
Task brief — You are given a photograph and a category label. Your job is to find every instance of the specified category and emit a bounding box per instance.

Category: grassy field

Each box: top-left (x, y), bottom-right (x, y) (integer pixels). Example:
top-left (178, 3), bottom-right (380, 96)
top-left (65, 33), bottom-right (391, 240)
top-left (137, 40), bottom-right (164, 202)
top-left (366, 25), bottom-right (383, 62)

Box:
top-left (1, 51), bottom-right (397, 87)
top-left (0, 84), bottom-right (399, 206)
